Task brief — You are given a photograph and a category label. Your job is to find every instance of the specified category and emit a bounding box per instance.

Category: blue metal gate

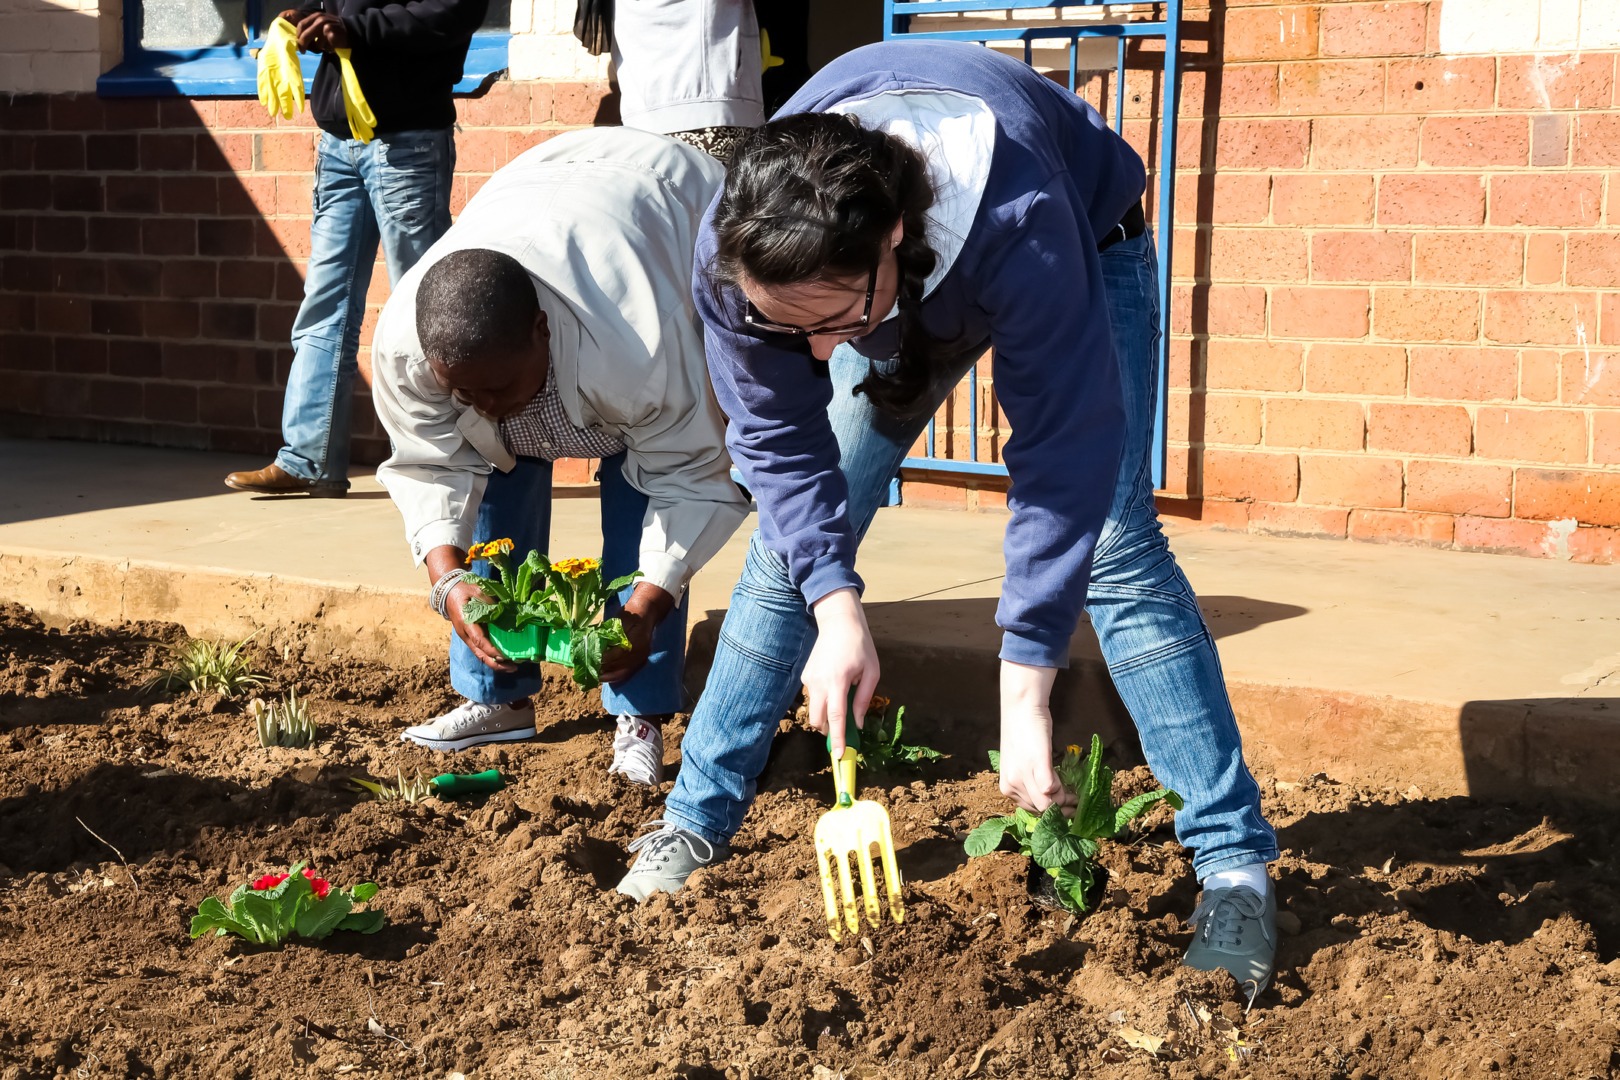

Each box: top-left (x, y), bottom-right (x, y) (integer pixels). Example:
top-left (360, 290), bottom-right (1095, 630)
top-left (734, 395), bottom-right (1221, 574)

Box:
top-left (881, 0), bottom-right (1182, 492)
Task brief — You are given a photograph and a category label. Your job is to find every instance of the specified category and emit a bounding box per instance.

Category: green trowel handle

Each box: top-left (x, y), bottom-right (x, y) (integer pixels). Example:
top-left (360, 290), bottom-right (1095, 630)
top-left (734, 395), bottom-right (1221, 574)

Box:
top-left (428, 769), bottom-right (505, 795)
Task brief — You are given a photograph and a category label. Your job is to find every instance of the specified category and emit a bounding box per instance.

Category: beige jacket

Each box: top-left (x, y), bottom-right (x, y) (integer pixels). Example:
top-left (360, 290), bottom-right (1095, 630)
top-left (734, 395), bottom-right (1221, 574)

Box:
top-left (371, 127), bottom-right (747, 596)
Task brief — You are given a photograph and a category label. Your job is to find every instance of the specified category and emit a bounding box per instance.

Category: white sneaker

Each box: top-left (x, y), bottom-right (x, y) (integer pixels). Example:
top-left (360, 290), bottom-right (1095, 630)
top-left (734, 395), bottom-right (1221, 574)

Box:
top-left (400, 699), bottom-right (536, 751)
top-left (608, 715), bottom-right (664, 786)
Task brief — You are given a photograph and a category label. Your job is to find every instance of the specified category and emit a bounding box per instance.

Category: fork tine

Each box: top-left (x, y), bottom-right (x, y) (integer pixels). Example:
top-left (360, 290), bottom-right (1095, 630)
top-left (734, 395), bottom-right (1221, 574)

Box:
top-left (857, 838), bottom-right (882, 926)
top-left (817, 843), bottom-right (844, 940)
top-left (835, 848), bottom-right (860, 937)
top-left (877, 825), bottom-right (905, 925)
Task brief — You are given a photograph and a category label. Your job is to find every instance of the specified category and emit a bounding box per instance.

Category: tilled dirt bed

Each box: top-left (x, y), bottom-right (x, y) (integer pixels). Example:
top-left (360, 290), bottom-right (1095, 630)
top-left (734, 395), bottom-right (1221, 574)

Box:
top-left (1, 605), bottom-right (1618, 1079)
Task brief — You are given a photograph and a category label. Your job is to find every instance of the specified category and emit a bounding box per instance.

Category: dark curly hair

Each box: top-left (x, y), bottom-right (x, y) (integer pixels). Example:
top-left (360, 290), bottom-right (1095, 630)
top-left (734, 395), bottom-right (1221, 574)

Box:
top-left (708, 112), bottom-right (942, 419)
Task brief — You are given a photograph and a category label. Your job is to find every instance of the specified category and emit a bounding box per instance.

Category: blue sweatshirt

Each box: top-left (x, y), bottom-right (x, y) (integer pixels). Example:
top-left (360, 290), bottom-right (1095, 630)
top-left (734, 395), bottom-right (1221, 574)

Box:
top-left (694, 40), bottom-right (1147, 668)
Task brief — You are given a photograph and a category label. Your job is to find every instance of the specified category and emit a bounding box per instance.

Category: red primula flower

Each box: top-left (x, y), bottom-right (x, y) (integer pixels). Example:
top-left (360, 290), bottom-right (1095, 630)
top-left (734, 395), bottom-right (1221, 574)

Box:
top-left (250, 868), bottom-right (329, 898)
top-left (302, 867), bottom-right (331, 900)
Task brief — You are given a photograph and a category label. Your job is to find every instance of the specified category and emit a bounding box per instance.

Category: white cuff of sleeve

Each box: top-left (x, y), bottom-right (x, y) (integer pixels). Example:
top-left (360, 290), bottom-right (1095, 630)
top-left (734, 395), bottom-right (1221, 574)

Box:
top-left (636, 550), bottom-right (691, 598)
top-left (410, 521), bottom-right (471, 566)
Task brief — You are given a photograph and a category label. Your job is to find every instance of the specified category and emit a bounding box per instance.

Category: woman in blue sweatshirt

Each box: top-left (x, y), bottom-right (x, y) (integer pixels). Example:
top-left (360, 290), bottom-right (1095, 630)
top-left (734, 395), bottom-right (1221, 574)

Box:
top-left (618, 40), bottom-right (1280, 994)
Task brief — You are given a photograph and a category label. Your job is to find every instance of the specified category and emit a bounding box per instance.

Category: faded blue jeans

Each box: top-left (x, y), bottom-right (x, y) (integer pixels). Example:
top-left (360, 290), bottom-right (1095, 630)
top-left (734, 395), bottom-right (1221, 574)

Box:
top-left (452, 452), bottom-right (690, 718)
top-left (664, 230), bottom-right (1278, 880)
top-left (276, 128), bottom-right (455, 489)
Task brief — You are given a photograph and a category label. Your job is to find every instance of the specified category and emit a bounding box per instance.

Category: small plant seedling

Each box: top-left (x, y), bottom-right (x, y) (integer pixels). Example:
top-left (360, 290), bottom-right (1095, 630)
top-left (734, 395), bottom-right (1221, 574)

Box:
top-left (250, 690), bottom-right (316, 748)
top-left (143, 635), bottom-right (267, 698)
top-left (351, 770), bottom-right (433, 804)
top-left (965, 734), bottom-right (1182, 913)
top-left (858, 698), bottom-right (943, 772)
top-left (190, 862), bottom-right (385, 947)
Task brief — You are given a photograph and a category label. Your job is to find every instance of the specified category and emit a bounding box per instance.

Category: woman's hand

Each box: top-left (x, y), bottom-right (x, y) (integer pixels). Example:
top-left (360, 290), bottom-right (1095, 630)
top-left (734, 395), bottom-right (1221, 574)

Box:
top-left (802, 587), bottom-right (879, 758)
top-left (998, 660), bottom-right (1074, 814)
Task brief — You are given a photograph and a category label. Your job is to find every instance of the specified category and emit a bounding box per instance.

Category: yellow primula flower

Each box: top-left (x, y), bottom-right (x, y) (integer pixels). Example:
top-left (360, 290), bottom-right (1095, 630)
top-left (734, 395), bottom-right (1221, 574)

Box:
top-left (867, 695), bottom-right (891, 714)
top-left (551, 556), bottom-right (600, 578)
top-left (1065, 744), bottom-right (1082, 758)
top-left (465, 538), bottom-right (515, 563)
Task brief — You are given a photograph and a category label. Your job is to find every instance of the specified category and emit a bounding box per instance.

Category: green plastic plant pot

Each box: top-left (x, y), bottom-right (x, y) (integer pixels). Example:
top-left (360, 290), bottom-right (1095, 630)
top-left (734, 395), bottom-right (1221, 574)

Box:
top-left (486, 624), bottom-right (574, 666)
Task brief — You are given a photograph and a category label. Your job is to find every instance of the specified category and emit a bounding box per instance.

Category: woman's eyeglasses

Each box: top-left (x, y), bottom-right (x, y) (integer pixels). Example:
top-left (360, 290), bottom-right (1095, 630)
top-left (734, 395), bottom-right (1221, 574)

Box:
top-left (743, 264), bottom-right (877, 337)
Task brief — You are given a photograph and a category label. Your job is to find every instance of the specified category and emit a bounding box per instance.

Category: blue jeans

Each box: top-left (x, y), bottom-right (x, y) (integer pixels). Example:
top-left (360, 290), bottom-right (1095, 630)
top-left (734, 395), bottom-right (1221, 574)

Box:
top-left (276, 129), bottom-right (455, 488)
top-left (452, 452), bottom-right (690, 717)
top-left (664, 230), bottom-right (1278, 879)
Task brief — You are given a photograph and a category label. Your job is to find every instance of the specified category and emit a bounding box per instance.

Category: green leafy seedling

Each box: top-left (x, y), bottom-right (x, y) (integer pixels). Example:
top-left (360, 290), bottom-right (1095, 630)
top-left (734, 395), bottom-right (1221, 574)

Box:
top-left (143, 635), bottom-right (267, 698)
top-left (189, 861), bottom-right (385, 948)
top-left (250, 690), bottom-right (316, 748)
top-left (965, 734), bottom-right (1182, 913)
top-left (858, 704), bottom-right (944, 772)
top-left (351, 769), bottom-right (433, 804)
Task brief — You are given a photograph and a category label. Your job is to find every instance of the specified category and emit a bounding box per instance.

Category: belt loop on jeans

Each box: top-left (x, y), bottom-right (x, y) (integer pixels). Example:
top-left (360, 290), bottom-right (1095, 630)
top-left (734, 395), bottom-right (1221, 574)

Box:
top-left (1098, 199), bottom-right (1147, 252)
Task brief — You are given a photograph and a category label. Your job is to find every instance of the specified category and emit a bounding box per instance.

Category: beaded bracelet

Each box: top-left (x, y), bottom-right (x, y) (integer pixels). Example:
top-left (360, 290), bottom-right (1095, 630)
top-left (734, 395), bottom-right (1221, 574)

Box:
top-left (430, 568), bottom-right (469, 620)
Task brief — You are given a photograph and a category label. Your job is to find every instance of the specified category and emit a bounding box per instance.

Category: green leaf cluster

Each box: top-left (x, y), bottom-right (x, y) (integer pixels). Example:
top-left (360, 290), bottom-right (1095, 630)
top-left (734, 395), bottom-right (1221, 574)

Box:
top-left (857, 706), bottom-right (944, 772)
top-left (566, 618), bottom-right (630, 691)
top-left (460, 543), bottom-right (640, 690)
top-left (964, 734), bottom-right (1183, 913)
top-left (250, 690), bottom-right (316, 748)
top-left (189, 861), bottom-right (386, 947)
top-left (143, 635), bottom-right (267, 698)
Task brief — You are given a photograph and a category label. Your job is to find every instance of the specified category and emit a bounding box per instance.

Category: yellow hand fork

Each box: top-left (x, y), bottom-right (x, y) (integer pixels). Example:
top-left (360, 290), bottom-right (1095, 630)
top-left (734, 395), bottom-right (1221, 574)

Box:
top-left (813, 723), bottom-right (905, 940)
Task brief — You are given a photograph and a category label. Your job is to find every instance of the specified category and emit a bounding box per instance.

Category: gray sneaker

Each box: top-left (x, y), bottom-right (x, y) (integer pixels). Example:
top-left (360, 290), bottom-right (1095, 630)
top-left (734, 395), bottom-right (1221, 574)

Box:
top-left (615, 821), bottom-right (730, 901)
top-left (1183, 883), bottom-right (1278, 999)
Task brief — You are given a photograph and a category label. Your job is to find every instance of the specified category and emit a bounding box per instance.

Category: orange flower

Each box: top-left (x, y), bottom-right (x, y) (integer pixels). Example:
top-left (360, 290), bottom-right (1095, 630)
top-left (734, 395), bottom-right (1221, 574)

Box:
top-left (866, 695), bottom-right (891, 714)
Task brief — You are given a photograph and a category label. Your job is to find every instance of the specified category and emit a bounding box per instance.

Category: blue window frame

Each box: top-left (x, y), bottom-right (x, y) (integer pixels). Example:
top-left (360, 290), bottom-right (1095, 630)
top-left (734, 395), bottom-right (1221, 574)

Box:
top-left (97, 0), bottom-right (509, 97)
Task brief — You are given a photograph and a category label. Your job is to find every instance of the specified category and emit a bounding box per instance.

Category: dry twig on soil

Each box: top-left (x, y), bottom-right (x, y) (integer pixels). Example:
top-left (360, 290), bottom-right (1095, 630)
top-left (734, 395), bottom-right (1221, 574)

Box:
top-left (74, 816), bottom-right (139, 893)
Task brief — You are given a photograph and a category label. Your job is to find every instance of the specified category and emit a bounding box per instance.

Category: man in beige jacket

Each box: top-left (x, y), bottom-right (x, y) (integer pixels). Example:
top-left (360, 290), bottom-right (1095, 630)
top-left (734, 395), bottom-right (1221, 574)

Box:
top-left (371, 126), bottom-right (748, 782)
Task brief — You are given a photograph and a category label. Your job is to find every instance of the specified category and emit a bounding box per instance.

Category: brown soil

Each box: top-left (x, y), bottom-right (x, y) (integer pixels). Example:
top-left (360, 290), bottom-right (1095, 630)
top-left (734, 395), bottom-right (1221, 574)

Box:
top-left (1, 604), bottom-right (1618, 1080)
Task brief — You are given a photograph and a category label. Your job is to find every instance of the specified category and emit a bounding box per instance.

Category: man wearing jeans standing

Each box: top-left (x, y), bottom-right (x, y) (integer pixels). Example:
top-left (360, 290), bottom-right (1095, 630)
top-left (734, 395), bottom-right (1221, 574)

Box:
top-left (225, 0), bottom-right (487, 498)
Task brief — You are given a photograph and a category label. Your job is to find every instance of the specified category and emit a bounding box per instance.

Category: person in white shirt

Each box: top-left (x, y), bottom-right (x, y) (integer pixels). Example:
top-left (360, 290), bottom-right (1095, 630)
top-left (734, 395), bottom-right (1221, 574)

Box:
top-left (370, 127), bottom-right (749, 782)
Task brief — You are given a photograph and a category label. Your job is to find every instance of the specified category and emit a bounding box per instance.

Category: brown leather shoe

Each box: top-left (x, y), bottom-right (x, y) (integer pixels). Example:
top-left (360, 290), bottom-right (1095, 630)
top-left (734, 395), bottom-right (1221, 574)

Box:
top-left (224, 463), bottom-right (348, 498)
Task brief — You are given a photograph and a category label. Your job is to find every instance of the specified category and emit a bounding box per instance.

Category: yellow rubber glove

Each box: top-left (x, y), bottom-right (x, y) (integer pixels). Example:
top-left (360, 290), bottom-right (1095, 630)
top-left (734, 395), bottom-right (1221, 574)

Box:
top-left (334, 48), bottom-right (377, 143)
top-left (761, 27), bottom-right (784, 72)
top-left (257, 17), bottom-right (306, 120)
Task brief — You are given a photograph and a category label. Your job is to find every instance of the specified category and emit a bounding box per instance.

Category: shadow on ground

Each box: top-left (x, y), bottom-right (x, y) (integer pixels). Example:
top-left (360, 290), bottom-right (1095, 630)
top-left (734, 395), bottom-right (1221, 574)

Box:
top-left (1276, 789), bottom-right (1620, 964)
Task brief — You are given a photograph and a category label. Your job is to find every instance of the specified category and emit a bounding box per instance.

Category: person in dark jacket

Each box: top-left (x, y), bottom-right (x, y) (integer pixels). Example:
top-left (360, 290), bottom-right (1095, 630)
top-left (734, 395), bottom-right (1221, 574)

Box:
top-left (225, 0), bottom-right (488, 497)
top-left (615, 39), bottom-right (1281, 999)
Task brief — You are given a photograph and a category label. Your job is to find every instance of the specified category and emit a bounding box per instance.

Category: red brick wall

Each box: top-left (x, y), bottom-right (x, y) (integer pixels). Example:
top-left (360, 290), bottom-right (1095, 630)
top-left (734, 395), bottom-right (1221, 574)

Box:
top-left (0, 81), bottom-right (609, 482)
top-left (1151, 0), bottom-right (1620, 563)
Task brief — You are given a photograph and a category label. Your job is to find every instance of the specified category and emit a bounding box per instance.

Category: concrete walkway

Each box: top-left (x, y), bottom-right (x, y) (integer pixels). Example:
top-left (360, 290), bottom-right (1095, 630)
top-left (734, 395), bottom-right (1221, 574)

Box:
top-left (2, 437), bottom-right (1616, 803)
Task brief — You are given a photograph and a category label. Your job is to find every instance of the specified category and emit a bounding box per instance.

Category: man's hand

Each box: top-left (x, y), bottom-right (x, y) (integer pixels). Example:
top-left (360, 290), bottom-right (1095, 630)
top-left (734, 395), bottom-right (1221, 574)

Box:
top-left (294, 11), bottom-right (348, 52)
top-left (998, 660), bottom-right (1074, 814)
top-left (448, 579), bottom-right (519, 673)
top-left (801, 587), bottom-right (879, 759)
top-left (600, 581), bottom-right (675, 685)
top-left (425, 544), bottom-right (517, 674)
